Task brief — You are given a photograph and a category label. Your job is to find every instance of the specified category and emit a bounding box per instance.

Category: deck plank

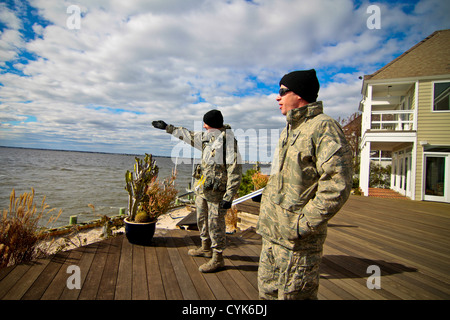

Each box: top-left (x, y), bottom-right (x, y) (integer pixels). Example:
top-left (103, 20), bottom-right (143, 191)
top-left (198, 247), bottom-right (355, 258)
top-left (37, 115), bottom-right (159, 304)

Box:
top-left (114, 235), bottom-right (133, 300)
top-left (41, 246), bottom-right (85, 300)
top-left (60, 240), bottom-right (98, 300)
top-left (0, 258), bottom-right (50, 300)
top-left (154, 235), bottom-right (183, 300)
top-left (132, 244), bottom-right (149, 300)
top-left (1, 195), bottom-right (449, 300)
top-left (170, 229), bottom-right (216, 300)
top-left (95, 236), bottom-right (122, 300)
top-left (144, 243), bottom-right (166, 300)
top-left (165, 230), bottom-right (200, 300)
top-left (226, 236), bottom-right (259, 291)
top-left (0, 263), bottom-right (36, 300)
top-left (183, 232), bottom-right (232, 300)
top-left (78, 241), bottom-right (109, 300)
top-left (21, 251), bottom-right (70, 300)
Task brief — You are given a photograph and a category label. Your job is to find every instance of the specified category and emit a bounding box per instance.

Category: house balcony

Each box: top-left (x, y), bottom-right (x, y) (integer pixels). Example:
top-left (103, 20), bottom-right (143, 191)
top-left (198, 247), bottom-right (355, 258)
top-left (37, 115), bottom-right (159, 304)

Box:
top-left (360, 81), bottom-right (418, 137)
top-left (361, 106), bottom-right (417, 151)
top-left (370, 109), bottom-right (414, 131)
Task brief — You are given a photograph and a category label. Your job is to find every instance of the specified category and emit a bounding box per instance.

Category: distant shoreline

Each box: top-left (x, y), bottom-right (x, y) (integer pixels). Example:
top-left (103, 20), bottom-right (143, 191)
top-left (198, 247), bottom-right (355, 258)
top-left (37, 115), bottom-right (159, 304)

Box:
top-left (0, 145), bottom-right (156, 157)
top-left (0, 145), bottom-right (271, 165)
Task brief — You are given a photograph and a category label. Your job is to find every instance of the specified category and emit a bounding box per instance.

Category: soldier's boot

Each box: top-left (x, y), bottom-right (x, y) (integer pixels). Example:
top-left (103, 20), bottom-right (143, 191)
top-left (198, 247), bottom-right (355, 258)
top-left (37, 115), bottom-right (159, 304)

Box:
top-left (188, 240), bottom-right (212, 258)
top-left (198, 251), bottom-right (225, 273)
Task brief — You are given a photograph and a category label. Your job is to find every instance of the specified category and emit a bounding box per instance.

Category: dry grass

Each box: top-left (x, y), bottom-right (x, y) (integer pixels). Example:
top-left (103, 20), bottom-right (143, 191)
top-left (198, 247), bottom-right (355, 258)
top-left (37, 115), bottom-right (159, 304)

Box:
top-left (225, 206), bottom-right (239, 233)
top-left (0, 188), bottom-right (62, 269)
top-left (142, 173), bottom-right (178, 222)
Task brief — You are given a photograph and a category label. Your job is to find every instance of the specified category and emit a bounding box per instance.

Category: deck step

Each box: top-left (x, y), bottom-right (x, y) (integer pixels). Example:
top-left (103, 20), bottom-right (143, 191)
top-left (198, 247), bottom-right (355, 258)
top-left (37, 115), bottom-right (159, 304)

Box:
top-left (368, 188), bottom-right (408, 199)
top-left (237, 211), bottom-right (258, 230)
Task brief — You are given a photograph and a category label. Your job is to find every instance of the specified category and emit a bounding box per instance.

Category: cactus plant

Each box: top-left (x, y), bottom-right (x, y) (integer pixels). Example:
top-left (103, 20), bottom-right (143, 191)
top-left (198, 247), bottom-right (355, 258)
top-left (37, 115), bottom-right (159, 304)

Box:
top-left (125, 153), bottom-right (159, 222)
top-left (124, 154), bottom-right (178, 245)
top-left (134, 210), bottom-right (151, 223)
top-left (125, 153), bottom-right (177, 223)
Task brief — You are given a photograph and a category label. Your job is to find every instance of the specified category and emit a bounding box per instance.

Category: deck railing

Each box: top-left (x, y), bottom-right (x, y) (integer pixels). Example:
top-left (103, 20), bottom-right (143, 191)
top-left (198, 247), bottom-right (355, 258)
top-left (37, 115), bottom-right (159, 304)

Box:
top-left (370, 110), bottom-right (414, 131)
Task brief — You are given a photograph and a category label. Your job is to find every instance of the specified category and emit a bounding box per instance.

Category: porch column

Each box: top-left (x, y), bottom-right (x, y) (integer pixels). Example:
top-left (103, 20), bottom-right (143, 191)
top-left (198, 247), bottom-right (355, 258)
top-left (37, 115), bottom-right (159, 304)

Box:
top-left (360, 141), bottom-right (371, 196)
top-left (362, 85), bottom-right (372, 134)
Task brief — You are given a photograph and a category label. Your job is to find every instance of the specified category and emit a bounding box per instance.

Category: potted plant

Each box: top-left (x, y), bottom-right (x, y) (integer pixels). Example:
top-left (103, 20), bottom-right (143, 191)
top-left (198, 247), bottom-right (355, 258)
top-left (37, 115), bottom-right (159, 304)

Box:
top-left (124, 153), bottom-right (177, 245)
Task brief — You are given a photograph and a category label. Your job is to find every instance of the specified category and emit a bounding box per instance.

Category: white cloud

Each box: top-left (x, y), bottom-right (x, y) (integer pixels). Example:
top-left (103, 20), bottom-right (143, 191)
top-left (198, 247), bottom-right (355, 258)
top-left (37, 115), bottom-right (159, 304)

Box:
top-left (0, 3), bottom-right (23, 30)
top-left (0, 0), bottom-right (449, 157)
top-left (0, 2), bottom-right (24, 63)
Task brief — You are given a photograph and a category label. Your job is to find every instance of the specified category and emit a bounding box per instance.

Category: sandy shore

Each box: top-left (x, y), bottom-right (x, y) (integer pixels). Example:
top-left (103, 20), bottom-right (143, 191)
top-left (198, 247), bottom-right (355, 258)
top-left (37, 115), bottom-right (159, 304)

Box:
top-left (39, 206), bottom-right (191, 256)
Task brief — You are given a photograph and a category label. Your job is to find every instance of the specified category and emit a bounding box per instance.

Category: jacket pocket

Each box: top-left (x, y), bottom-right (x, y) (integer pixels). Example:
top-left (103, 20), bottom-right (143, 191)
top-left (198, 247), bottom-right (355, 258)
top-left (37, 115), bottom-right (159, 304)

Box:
top-left (277, 206), bottom-right (300, 241)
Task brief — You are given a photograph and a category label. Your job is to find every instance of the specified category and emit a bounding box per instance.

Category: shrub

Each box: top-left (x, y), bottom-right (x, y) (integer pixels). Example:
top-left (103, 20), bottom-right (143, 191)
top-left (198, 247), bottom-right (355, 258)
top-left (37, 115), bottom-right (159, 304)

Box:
top-left (369, 163), bottom-right (391, 188)
top-left (238, 163), bottom-right (269, 197)
top-left (0, 188), bottom-right (62, 269)
top-left (238, 168), bottom-right (258, 197)
top-left (251, 171), bottom-right (269, 190)
top-left (142, 173), bottom-right (178, 222)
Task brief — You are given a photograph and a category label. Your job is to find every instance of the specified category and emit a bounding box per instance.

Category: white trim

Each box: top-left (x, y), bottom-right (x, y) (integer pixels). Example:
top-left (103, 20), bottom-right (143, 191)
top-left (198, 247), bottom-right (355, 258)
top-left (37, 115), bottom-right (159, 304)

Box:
top-left (391, 147), bottom-right (413, 197)
top-left (421, 149), bottom-right (426, 201)
top-left (361, 131), bottom-right (416, 146)
top-left (414, 81), bottom-right (419, 132)
top-left (422, 151), bottom-right (450, 203)
top-left (411, 138), bottom-right (417, 200)
top-left (364, 74), bottom-right (450, 86)
top-left (359, 141), bottom-right (371, 197)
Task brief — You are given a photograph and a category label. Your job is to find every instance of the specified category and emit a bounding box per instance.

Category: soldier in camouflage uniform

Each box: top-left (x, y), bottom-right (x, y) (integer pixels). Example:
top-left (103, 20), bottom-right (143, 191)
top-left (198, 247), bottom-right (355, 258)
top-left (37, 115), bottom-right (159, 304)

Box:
top-left (256, 70), bottom-right (353, 299)
top-left (152, 110), bottom-right (242, 273)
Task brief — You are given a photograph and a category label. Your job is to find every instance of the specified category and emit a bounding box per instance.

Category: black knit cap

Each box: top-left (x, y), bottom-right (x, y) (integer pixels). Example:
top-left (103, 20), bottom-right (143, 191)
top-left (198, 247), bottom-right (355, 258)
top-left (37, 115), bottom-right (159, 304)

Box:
top-left (279, 69), bottom-right (320, 103)
top-left (203, 109), bottom-right (223, 129)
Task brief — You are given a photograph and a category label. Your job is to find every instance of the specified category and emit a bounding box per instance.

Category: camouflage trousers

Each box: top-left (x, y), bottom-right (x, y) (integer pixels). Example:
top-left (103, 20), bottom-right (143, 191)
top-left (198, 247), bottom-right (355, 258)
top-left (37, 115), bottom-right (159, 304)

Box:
top-left (195, 196), bottom-right (227, 253)
top-left (258, 236), bottom-right (326, 300)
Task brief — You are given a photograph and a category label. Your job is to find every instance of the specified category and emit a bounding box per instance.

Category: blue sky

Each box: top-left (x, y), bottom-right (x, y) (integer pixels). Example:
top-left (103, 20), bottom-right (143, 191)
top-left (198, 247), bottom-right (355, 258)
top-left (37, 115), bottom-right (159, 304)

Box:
top-left (0, 0), bottom-right (449, 158)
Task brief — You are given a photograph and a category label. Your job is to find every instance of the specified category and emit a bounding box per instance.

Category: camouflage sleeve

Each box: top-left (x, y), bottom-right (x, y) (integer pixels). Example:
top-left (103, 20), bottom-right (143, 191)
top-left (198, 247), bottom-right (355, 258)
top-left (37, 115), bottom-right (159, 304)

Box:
top-left (166, 124), bottom-right (203, 150)
top-left (223, 138), bottom-right (242, 202)
top-left (298, 120), bottom-right (353, 237)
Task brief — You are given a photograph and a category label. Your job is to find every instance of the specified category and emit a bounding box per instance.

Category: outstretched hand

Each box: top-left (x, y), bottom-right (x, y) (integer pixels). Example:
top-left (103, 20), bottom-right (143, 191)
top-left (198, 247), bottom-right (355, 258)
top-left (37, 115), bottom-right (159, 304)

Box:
top-left (152, 120), bottom-right (167, 130)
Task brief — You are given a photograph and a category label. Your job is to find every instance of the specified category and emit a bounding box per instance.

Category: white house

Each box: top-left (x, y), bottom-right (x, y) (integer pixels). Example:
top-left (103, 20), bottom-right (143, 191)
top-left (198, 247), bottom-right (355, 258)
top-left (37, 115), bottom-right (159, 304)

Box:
top-left (359, 29), bottom-right (450, 203)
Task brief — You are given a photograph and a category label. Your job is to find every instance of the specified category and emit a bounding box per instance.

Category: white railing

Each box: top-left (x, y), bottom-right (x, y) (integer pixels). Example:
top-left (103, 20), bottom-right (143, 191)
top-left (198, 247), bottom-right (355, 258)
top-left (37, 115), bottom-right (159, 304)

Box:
top-left (232, 188), bottom-right (264, 205)
top-left (370, 110), bottom-right (414, 131)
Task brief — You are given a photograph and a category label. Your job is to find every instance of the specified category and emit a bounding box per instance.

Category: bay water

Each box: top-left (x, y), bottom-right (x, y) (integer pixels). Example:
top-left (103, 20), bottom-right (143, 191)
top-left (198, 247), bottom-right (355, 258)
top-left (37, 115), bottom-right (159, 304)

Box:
top-left (0, 147), bottom-right (257, 228)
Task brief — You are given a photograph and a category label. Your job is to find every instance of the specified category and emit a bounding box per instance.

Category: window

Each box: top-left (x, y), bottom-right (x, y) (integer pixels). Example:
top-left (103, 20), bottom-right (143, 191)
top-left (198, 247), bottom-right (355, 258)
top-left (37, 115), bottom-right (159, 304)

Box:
top-left (433, 82), bottom-right (450, 111)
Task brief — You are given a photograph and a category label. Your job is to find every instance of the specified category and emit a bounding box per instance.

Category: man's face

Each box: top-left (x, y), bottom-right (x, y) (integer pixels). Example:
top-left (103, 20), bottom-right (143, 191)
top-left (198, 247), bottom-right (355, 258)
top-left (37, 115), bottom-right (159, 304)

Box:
top-left (276, 85), bottom-right (301, 116)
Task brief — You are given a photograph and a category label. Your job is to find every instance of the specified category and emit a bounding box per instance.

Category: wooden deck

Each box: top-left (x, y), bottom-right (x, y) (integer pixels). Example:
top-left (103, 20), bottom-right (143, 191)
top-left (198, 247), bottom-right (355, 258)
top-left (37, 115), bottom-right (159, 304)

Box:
top-left (1, 195), bottom-right (449, 301)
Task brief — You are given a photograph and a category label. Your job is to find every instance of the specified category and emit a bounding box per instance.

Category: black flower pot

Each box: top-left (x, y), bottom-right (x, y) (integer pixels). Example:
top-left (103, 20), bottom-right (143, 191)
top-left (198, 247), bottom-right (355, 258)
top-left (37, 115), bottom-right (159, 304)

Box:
top-left (252, 194), bottom-right (262, 202)
top-left (124, 217), bottom-right (156, 245)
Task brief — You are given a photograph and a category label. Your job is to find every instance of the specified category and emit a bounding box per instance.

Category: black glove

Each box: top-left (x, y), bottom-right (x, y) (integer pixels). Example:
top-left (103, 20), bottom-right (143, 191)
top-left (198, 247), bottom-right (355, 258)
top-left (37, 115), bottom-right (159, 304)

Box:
top-left (219, 200), bottom-right (232, 209)
top-left (152, 120), bottom-right (167, 130)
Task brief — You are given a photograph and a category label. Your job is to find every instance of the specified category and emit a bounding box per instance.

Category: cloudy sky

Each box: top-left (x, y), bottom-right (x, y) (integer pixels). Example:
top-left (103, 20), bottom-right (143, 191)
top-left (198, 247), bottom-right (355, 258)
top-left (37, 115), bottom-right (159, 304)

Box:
top-left (1, 0), bottom-right (449, 159)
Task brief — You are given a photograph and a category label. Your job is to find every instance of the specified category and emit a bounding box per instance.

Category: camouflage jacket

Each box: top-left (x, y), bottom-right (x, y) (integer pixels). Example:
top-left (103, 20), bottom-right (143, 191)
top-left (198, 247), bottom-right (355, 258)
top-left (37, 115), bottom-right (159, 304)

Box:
top-left (166, 124), bottom-right (242, 203)
top-left (257, 102), bottom-right (353, 249)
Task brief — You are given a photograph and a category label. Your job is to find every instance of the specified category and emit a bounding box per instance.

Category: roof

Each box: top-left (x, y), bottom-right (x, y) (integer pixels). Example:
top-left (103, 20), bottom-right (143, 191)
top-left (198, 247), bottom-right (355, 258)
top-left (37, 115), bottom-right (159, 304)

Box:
top-left (365, 29), bottom-right (450, 81)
